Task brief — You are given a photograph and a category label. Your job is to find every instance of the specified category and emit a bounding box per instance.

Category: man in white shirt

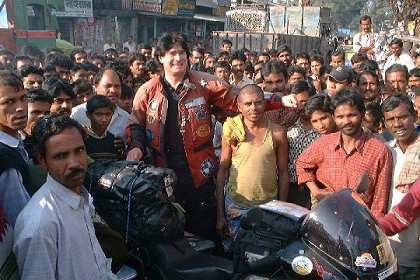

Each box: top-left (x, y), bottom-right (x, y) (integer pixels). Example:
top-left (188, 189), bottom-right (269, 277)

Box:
top-left (383, 38), bottom-right (415, 77)
top-left (13, 114), bottom-right (117, 280)
top-left (353, 15), bottom-right (380, 60)
top-left (123, 36), bottom-right (137, 54)
top-left (71, 68), bottom-right (129, 142)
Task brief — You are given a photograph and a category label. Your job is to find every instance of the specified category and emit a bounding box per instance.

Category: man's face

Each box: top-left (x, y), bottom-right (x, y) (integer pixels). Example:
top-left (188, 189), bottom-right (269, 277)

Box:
top-left (238, 92), bottom-right (265, 122)
top-left (23, 74), bottom-right (43, 90)
top-left (359, 74), bottom-right (379, 102)
top-left (96, 70), bottom-right (121, 104)
top-left (88, 107), bottom-right (113, 134)
top-left (334, 103), bottom-right (363, 137)
top-left (74, 52), bottom-right (87, 64)
top-left (0, 54), bottom-right (13, 66)
top-left (130, 59), bottom-right (146, 77)
top-left (415, 96), bottom-right (420, 125)
top-left (40, 127), bottom-right (88, 191)
top-left (277, 51), bottom-right (291, 66)
top-left (0, 86), bottom-right (27, 136)
top-left (72, 69), bottom-right (89, 83)
top-left (92, 58), bottom-right (105, 69)
top-left (159, 43), bottom-right (188, 78)
top-left (55, 66), bottom-right (71, 82)
top-left (288, 72), bottom-right (305, 87)
top-left (26, 101), bottom-right (50, 133)
top-left (352, 62), bottom-right (364, 74)
top-left (384, 103), bottom-right (416, 143)
top-left (222, 43), bottom-right (232, 53)
top-left (386, 71), bottom-right (408, 93)
top-left (295, 91), bottom-right (311, 108)
top-left (16, 59), bottom-right (33, 71)
top-left (140, 49), bottom-right (152, 60)
top-left (408, 75), bottom-right (420, 90)
top-left (204, 56), bottom-right (215, 69)
top-left (258, 55), bottom-right (270, 64)
top-left (119, 97), bottom-right (133, 114)
top-left (310, 110), bottom-right (336, 135)
top-left (390, 44), bottom-right (402, 57)
top-left (215, 67), bottom-right (230, 82)
top-left (296, 58), bottom-right (310, 73)
top-left (50, 91), bottom-right (73, 115)
top-left (360, 19), bottom-right (371, 33)
top-left (363, 111), bottom-right (380, 133)
top-left (330, 55), bottom-right (345, 68)
top-left (190, 51), bottom-right (204, 65)
top-left (231, 59), bottom-right (245, 78)
top-left (326, 77), bottom-right (349, 97)
top-left (310, 61), bottom-right (322, 77)
top-left (263, 73), bottom-right (286, 94)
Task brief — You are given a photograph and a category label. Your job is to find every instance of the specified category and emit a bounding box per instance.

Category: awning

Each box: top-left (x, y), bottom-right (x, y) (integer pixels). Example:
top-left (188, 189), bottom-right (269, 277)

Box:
top-left (196, 0), bottom-right (218, 8)
top-left (193, 14), bottom-right (225, 22)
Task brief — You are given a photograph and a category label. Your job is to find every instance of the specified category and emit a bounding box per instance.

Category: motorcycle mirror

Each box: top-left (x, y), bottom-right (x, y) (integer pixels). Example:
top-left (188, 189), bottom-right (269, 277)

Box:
top-left (355, 172), bottom-right (369, 194)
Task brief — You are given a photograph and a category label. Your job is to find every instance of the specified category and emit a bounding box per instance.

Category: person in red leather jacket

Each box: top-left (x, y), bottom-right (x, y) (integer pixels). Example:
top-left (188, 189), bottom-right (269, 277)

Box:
top-left (125, 33), bottom-right (297, 241)
top-left (379, 178), bottom-right (420, 236)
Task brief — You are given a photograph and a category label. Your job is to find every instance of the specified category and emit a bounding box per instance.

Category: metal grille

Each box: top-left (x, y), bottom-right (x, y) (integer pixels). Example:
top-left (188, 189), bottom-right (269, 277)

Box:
top-left (225, 9), bottom-right (267, 32)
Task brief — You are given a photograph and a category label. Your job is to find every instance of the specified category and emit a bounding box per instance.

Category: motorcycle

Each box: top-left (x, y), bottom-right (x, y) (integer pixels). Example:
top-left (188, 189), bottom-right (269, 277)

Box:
top-left (87, 162), bottom-right (398, 280)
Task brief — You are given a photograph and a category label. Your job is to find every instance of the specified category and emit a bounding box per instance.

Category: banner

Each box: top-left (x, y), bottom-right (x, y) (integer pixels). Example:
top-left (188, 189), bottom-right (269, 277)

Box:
top-left (177, 0), bottom-right (194, 17)
top-left (133, 0), bottom-right (162, 13)
top-left (162, 0), bottom-right (177, 15)
top-left (54, 0), bottom-right (93, 17)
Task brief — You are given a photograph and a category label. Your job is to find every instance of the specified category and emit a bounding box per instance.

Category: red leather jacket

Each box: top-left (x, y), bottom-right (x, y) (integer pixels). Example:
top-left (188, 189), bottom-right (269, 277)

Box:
top-left (126, 71), bottom-right (283, 188)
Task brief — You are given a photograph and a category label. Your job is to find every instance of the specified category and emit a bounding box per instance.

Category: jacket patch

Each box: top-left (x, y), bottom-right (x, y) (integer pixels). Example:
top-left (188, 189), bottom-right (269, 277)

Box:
top-left (146, 114), bottom-right (156, 125)
top-left (185, 97), bottom-right (206, 109)
top-left (149, 100), bottom-right (159, 111)
top-left (192, 106), bottom-right (208, 120)
top-left (196, 124), bottom-right (211, 138)
top-left (200, 159), bottom-right (214, 177)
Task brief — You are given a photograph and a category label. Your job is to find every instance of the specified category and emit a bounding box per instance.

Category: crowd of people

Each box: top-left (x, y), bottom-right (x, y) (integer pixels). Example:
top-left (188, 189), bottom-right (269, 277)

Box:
top-left (0, 13), bottom-right (419, 280)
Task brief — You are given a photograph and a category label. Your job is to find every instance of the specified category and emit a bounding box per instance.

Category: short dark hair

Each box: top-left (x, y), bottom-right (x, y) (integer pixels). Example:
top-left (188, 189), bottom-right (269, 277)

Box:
top-left (217, 51), bottom-right (229, 60)
top-left (107, 60), bottom-right (130, 79)
top-left (214, 61), bottom-right (231, 72)
top-left (42, 77), bottom-right (75, 99)
top-left (73, 79), bottom-right (93, 95)
top-left (20, 65), bottom-right (44, 78)
top-left (244, 61), bottom-right (254, 73)
top-left (48, 55), bottom-right (74, 70)
top-left (365, 102), bottom-right (383, 127)
top-left (409, 67), bottom-right (420, 78)
top-left (331, 88), bottom-right (365, 114)
top-left (32, 113), bottom-right (86, 158)
top-left (15, 55), bottom-right (33, 64)
top-left (81, 62), bottom-right (99, 73)
top-left (157, 33), bottom-right (189, 57)
top-left (128, 53), bottom-right (146, 66)
top-left (360, 60), bottom-right (379, 72)
top-left (145, 59), bottom-right (161, 74)
top-left (287, 65), bottom-right (306, 77)
top-left (261, 60), bottom-right (287, 79)
top-left (357, 70), bottom-right (379, 86)
top-left (222, 39), bottom-right (232, 46)
top-left (229, 50), bottom-right (246, 64)
top-left (0, 70), bottom-right (23, 91)
top-left (91, 54), bottom-right (106, 64)
top-left (310, 54), bottom-right (324, 65)
top-left (390, 38), bottom-right (403, 47)
top-left (138, 43), bottom-right (152, 50)
top-left (238, 84), bottom-right (264, 101)
top-left (360, 15), bottom-right (372, 23)
top-left (71, 64), bottom-right (87, 73)
top-left (385, 64), bottom-right (408, 81)
top-left (303, 94), bottom-right (333, 119)
top-left (331, 49), bottom-right (345, 60)
top-left (290, 80), bottom-right (315, 96)
top-left (277, 44), bottom-right (291, 55)
top-left (86, 95), bottom-right (113, 115)
top-left (191, 46), bottom-right (205, 56)
top-left (351, 53), bottom-right (368, 64)
top-left (70, 48), bottom-right (87, 62)
top-left (26, 89), bottom-right (53, 104)
top-left (381, 94), bottom-right (416, 116)
top-left (294, 52), bottom-right (310, 63)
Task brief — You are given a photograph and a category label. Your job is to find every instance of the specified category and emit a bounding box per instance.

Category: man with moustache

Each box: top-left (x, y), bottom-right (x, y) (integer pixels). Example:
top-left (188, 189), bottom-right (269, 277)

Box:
top-left (261, 60), bottom-right (288, 97)
top-left (357, 70), bottom-right (381, 103)
top-left (0, 71), bottom-right (30, 227)
top-left (13, 114), bottom-right (117, 280)
top-left (43, 77), bottom-right (74, 115)
top-left (296, 89), bottom-right (393, 218)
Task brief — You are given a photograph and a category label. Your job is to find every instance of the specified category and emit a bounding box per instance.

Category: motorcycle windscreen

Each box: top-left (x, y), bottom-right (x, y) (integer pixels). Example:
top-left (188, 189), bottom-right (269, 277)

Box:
top-left (300, 190), bottom-right (396, 276)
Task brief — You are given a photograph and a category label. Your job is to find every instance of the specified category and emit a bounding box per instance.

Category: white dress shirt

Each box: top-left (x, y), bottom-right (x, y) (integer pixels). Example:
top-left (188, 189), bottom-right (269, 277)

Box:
top-left (13, 175), bottom-right (117, 280)
top-left (71, 103), bottom-right (129, 142)
top-left (383, 53), bottom-right (415, 78)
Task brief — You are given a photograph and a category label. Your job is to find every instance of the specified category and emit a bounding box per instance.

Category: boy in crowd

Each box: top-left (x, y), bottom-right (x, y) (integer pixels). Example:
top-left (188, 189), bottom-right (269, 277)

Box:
top-left (85, 96), bottom-right (123, 161)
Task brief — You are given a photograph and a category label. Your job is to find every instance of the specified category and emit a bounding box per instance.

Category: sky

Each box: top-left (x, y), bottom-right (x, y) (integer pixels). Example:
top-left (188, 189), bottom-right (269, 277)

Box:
top-left (0, 5), bottom-right (7, 28)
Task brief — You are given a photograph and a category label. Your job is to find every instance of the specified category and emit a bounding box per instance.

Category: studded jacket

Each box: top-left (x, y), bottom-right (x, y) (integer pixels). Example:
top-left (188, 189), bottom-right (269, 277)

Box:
top-left (126, 70), bottom-right (283, 188)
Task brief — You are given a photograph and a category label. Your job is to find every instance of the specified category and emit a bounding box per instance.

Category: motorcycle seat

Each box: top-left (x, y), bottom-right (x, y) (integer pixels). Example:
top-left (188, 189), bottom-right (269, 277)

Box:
top-left (146, 239), bottom-right (234, 280)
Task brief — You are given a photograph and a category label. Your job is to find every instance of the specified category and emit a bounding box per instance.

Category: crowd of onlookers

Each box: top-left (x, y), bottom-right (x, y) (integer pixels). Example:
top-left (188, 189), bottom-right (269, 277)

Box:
top-left (0, 13), bottom-right (419, 280)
